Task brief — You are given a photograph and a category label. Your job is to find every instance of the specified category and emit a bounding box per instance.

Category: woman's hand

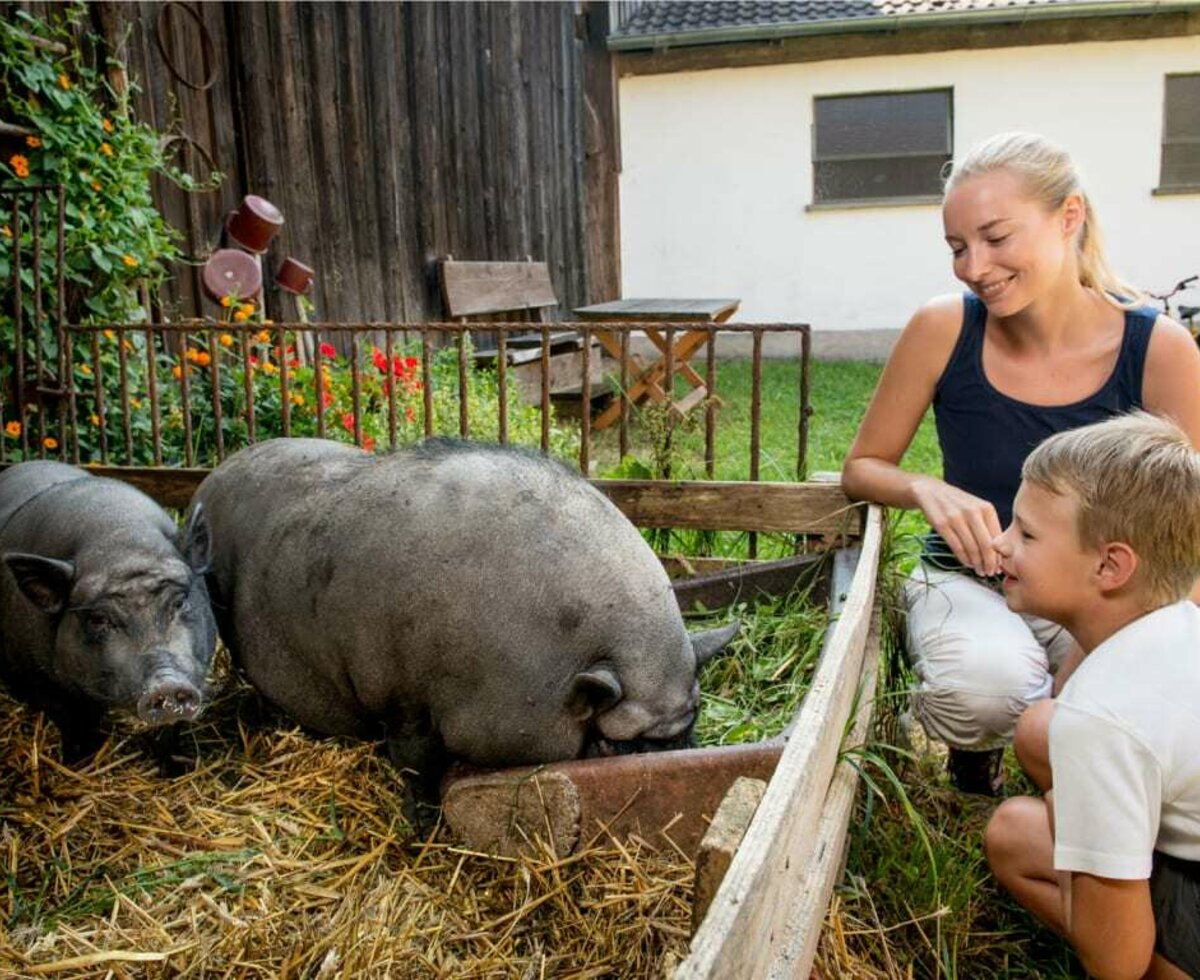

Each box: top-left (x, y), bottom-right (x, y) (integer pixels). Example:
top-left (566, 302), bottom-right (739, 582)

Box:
top-left (910, 476), bottom-right (1003, 576)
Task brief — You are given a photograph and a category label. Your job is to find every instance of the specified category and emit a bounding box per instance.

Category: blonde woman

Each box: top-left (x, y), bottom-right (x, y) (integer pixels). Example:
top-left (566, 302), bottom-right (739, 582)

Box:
top-left (842, 132), bottom-right (1200, 794)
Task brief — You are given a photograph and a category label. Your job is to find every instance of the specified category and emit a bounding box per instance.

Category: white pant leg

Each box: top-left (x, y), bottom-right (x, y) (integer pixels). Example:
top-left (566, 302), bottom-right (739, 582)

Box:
top-left (904, 564), bottom-right (1063, 750)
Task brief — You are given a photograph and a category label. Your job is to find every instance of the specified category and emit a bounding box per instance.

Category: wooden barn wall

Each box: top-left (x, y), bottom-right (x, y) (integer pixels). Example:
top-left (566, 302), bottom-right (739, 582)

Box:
top-left (15, 1), bottom-right (620, 323)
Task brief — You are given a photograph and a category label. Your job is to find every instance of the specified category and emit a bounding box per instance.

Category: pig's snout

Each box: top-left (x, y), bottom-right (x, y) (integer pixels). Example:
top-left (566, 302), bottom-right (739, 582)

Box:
top-left (137, 677), bottom-right (202, 725)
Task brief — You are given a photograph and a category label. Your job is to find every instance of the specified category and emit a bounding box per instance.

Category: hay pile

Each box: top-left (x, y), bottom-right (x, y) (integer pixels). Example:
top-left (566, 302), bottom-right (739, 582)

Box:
top-left (0, 674), bottom-right (695, 978)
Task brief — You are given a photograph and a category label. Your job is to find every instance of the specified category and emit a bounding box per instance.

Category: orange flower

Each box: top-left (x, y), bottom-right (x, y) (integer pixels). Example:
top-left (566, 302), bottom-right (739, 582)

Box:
top-left (100, 142), bottom-right (113, 157)
top-left (4, 421), bottom-right (20, 437)
top-left (103, 329), bottom-right (116, 341)
top-left (25, 135), bottom-right (41, 148)
top-left (122, 254), bottom-right (138, 268)
top-left (79, 363), bottom-right (92, 375)
top-left (255, 330), bottom-right (271, 344)
top-left (233, 309), bottom-right (250, 323)
top-left (195, 352), bottom-right (211, 367)
top-left (9, 154), bottom-right (29, 179)
top-left (290, 392), bottom-right (305, 407)
top-left (91, 181), bottom-right (102, 192)
top-left (363, 435), bottom-right (376, 453)
top-left (43, 436), bottom-right (58, 450)
top-left (89, 413), bottom-right (100, 426)
top-left (261, 362), bottom-right (277, 375)
top-left (220, 295), bottom-right (233, 309)
top-left (219, 333), bottom-right (234, 347)
top-left (130, 398), bottom-right (142, 409)
top-left (58, 74), bottom-right (71, 90)
top-left (102, 118), bottom-right (114, 133)
top-left (171, 364), bottom-right (190, 381)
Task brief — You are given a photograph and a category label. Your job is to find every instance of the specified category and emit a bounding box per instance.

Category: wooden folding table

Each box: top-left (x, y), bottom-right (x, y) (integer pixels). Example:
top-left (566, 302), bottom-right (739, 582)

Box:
top-left (572, 297), bottom-right (740, 429)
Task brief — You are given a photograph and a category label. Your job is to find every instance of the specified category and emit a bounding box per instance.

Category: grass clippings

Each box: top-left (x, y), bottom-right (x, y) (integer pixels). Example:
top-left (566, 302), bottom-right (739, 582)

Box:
top-left (691, 576), bottom-right (830, 747)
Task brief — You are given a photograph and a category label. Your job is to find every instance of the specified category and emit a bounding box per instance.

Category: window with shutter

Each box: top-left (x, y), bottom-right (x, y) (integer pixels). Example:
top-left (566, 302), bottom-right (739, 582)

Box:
top-left (812, 88), bottom-right (952, 207)
top-left (1158, 74), bottom-right (1200, 194)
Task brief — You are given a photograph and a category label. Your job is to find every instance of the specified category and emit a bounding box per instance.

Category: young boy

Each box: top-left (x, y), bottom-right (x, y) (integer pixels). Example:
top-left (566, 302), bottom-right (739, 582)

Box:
top-left (984, 412), bottom-right (1200, 980)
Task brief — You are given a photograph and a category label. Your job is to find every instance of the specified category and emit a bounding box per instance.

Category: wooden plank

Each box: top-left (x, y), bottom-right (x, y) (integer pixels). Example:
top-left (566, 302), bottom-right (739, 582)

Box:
top-left (692, 777), bottom-right (768, 935)
top-left (440, 260), bottom-right (559, 317)
top-left (766, 598), bottom-right (882, 978)
top-left (0, 464), bottom-right (861, 536)
top-left (580, 0), bottom-right (621, 304)
top-left (594, 480), bottom-right (862, 535)
top-left (676, 506), bottom-right (882, 979)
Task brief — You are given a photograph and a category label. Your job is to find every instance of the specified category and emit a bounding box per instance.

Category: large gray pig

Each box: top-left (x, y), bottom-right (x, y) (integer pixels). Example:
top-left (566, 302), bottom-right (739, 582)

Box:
top-left (0, 461), bottom-right (217, 759)
top-left (193, 438), bottom-right (736, 813)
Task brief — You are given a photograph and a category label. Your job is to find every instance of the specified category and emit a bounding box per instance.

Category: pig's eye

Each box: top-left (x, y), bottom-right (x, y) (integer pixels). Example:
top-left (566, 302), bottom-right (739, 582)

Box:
top-left (170, 593), bottom-right (191, 615)
top-left (84, 611), bottom-right (113, 635)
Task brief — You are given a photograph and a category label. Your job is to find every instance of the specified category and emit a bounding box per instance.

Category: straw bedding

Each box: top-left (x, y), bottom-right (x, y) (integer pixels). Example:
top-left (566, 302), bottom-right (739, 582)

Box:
top-left (0, 664), bottom-right (696, 978)
top-left (0, 585), bottom-right (837, 977)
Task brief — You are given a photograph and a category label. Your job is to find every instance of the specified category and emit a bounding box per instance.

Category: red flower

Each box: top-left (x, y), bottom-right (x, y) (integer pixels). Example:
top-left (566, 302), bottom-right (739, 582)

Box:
top-left (319, 342), bottom-right (337, 359)
top-left (405, 406), bottom-right (416, 423)
top-left (405, 356), bottom-right (419, 371)
top-left (341, 412), bottom-right (355, 432)
top-left (322, 391), bottom-right (334, 408)
top-left (372, 348), bottom-right (388, 374)
top-left (249, 354), bottom-right (259, 366)
top-left (363, 435), bottom-right (376, 452)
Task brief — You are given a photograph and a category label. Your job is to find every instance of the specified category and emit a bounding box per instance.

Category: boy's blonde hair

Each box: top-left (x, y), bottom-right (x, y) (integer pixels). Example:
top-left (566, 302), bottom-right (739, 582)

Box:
top-left (944, 132), bottom-right (1145, 310)
top-left (1023, 412), bottom-right (1200, 605)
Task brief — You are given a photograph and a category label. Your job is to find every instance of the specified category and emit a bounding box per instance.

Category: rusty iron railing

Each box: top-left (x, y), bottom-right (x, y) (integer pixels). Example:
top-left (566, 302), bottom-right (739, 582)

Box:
top-left (2, 321), bottom-right (812, 479)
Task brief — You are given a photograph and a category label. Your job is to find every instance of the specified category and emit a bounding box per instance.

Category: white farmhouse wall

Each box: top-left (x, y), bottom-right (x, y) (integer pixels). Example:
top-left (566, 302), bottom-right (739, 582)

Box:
top-left (618, 35), bottom-right (1200, 333)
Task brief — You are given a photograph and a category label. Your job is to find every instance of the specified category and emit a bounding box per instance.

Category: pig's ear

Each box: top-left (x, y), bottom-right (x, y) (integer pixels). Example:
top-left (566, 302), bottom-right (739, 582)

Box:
top-left (4, 553), bottom-right (75, 615)
top-left (180, 504), bottom-right (212, 574)
top-left (690, 621), bottom-right (740, 665)
top-left (566, 666), bottom-right (623, 721)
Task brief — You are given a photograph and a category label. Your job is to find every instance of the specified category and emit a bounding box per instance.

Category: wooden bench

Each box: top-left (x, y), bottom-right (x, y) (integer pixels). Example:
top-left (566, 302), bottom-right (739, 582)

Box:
top-left (439, 259), bottom-right (610, 405)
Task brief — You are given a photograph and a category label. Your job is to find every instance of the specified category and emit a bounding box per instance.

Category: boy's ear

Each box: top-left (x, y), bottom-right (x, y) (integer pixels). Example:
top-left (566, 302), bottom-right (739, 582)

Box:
top-left (1095, 541), bottom-right (1138, 593)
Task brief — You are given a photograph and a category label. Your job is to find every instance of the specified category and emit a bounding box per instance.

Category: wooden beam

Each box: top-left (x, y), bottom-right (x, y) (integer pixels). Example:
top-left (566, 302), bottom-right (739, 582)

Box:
top-left (615, 11), bottom-right (1200, 77)
top-left (762, 595), bottom-right (882, 976)
top-left (595, 480), bottom-right (863, 535)
top-left (677, 505), bottom-right (883, 979)
top-left (0, 466), bottom-right (863, 537)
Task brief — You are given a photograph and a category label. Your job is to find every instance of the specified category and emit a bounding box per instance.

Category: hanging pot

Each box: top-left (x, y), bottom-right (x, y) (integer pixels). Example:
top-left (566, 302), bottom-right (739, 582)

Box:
top-left (225, 194), bottom-right (284, 253)
top-left (275, 256), bottom-right (315, 295)
top-left (202, 248), bottom-right (262, 304)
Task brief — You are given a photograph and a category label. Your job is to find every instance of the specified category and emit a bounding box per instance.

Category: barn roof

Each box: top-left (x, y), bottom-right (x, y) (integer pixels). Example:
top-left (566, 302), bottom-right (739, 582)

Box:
top-left (608, 0), bottom-right (1190, 49)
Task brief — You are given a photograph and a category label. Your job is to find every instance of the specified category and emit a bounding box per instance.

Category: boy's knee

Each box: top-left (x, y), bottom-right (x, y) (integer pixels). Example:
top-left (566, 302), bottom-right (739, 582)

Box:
top-left (1014, 699), bottom-right (1055, 785)
top-left (985, 796), bottom-right (1042, 874)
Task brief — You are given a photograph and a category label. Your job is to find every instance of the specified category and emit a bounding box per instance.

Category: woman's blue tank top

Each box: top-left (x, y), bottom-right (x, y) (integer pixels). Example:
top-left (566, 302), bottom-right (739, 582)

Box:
top-left (921, 293), bottom-right (1157, 570)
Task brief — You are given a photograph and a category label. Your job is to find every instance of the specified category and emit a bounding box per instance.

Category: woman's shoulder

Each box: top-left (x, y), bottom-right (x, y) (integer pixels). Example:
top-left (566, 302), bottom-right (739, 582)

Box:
top-left (882, 293), bottom-right (968, 389)
top-left (894, 293), bottom-right (966, 356)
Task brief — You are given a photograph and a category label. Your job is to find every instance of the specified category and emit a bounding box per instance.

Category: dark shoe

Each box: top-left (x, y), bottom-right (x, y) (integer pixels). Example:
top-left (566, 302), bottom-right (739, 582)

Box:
top-left (947, 747), bottom-right (1005, 796)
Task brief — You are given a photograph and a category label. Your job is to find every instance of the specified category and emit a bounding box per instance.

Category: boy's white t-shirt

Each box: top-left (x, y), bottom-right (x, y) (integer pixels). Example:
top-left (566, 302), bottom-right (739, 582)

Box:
top-left (1050, 600), bottom-right (1200, 880)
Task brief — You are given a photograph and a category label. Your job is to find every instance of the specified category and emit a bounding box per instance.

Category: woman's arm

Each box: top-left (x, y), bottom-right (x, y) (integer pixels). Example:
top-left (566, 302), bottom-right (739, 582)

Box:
top-left (842, 294), bottom-right (1004, 576)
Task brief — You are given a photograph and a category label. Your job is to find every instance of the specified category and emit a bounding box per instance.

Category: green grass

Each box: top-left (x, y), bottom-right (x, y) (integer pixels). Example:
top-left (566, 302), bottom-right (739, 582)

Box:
top-left (605, 358), bottom-right (1081, 979)
top-left (691, 571), bottom-right (830, 747)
